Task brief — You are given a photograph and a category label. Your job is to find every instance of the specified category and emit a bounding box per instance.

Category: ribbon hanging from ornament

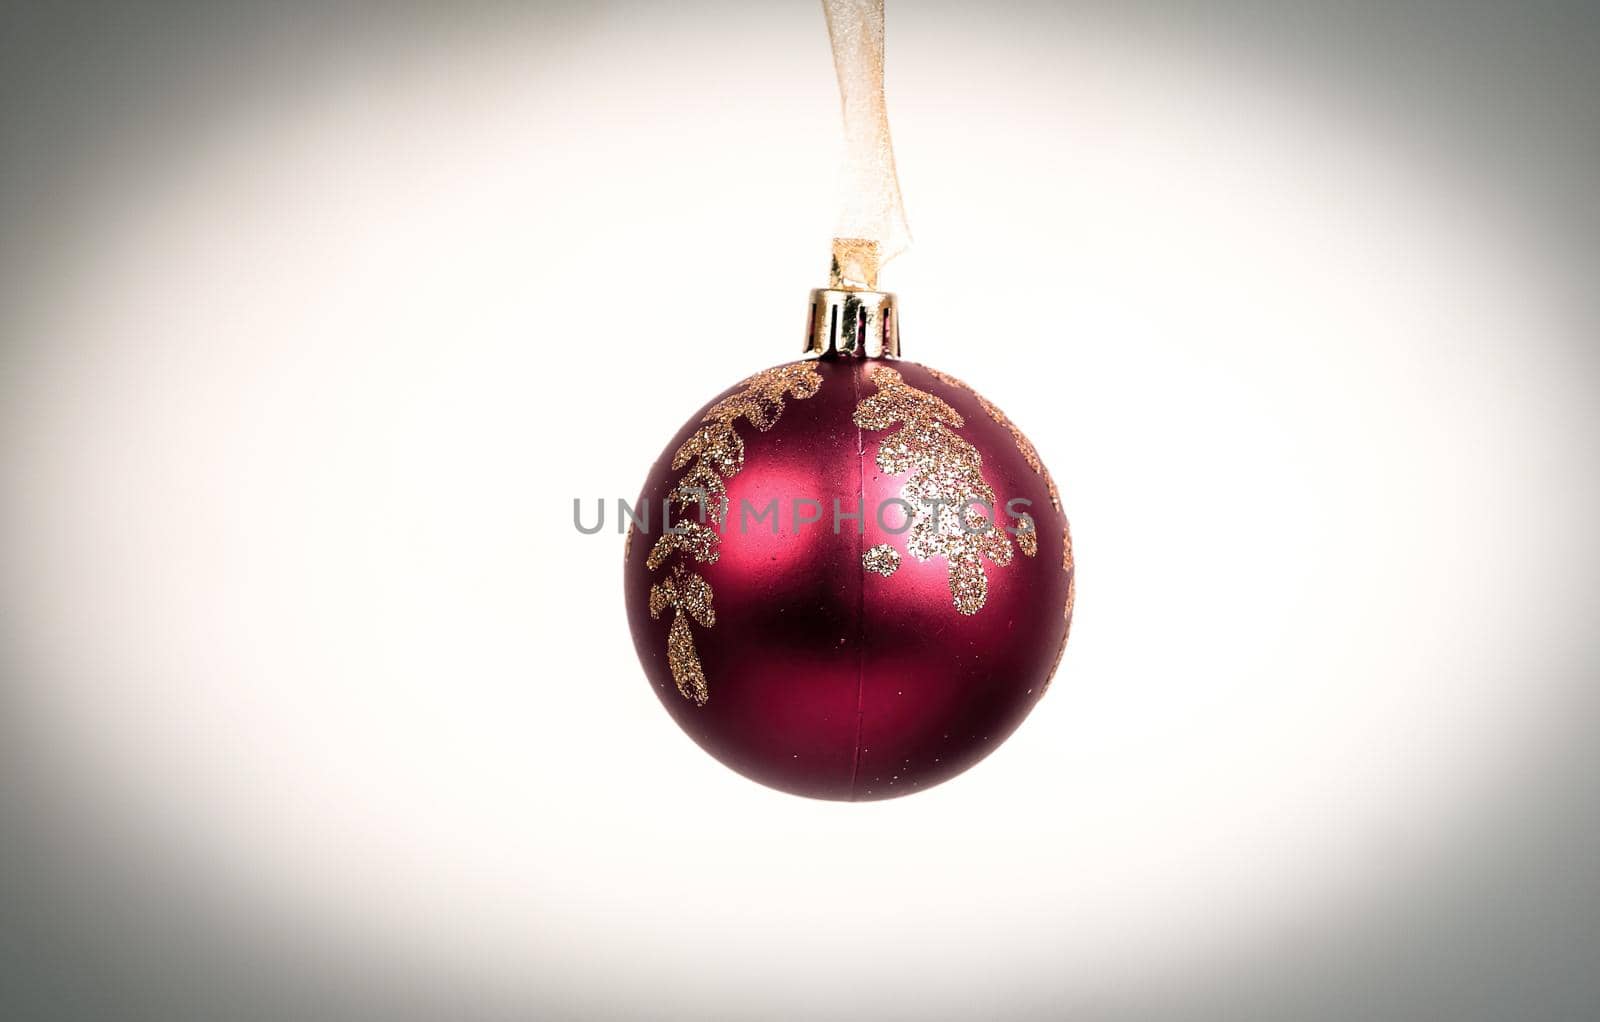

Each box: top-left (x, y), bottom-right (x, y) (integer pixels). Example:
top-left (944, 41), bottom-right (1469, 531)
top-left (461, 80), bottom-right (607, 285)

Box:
top-left (822, 0), bottom-right (911, 290)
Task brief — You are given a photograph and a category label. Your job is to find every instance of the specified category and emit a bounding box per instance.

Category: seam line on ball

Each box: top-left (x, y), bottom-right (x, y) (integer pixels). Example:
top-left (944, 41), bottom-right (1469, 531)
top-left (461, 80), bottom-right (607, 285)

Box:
top-left (848, 366), bottom-right (867, 801)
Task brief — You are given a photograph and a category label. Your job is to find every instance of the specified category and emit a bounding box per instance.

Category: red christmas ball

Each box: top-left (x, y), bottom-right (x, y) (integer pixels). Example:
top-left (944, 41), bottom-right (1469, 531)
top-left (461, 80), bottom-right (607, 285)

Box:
top-left (624, 356), bottom-right (1074, 800)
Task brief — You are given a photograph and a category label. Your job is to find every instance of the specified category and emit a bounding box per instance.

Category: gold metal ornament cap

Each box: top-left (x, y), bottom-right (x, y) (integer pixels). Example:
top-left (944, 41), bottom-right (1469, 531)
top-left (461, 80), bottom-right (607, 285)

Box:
top-left (804, 287), bottom-right (899, 359)
top-left (804, 237), bottom-right (900, 359)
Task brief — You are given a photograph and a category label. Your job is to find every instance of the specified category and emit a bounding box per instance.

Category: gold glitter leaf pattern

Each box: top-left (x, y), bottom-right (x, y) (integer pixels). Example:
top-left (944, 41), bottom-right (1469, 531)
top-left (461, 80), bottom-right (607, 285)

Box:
top-left (649, 362), bottom-right (824, 704)
top-left (1044, 523), bottom-right (1077, 695)
top-left (925, 366), bottom-right (1061, 514)
top-left (854, 366), bottom-right (1017, 615)
top-left (666, 611), bottom-right (709, 706)
top-left (672, 421), bottom-right (744, 476)
top-left (1015, 513), bottom-right (1039, 557)
top-left (862, 543), bottom-right (901, 577)
top-left (923, 367), bottom-right (1076, 691)
top-left (669, 462), bottom-right (729, 523)
top-left (646, 521), bottom-right (720, 570)
top-left (649, 564), bottom-right (715, 629)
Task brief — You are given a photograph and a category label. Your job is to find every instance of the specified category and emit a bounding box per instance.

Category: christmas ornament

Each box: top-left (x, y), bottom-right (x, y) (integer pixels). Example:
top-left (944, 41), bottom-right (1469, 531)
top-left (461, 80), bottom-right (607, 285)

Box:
top-left (622, 0), bottom-right (1074, 800)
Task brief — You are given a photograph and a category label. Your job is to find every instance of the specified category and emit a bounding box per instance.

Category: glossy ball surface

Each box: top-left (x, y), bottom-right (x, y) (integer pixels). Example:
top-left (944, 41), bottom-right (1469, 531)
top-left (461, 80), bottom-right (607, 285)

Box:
top-left (624, 358), bottom-right (1073, 800)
